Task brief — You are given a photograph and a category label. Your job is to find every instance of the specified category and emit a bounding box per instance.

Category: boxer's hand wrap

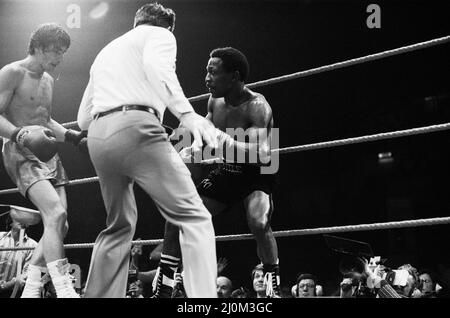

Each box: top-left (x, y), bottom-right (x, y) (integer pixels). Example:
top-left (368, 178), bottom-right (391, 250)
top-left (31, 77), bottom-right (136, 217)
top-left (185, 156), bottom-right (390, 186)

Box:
top-left (179, 146), bottom-right (194, 163)
top-left (216, 129), bottom-right (234, 148)
top-left (64, 129), bottom-right (85, 146)
top-left (12, 126), bottom-right (58, 162)
top-left (10, 127), bottom-right (25, 144)
top-left (65, 129), bottom-right (88, 154)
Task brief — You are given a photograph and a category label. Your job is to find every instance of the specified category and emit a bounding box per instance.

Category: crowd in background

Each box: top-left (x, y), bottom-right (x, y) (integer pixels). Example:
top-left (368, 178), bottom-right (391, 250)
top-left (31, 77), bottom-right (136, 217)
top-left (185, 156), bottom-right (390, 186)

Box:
top-left (2, 230), bottom-right (450, 298)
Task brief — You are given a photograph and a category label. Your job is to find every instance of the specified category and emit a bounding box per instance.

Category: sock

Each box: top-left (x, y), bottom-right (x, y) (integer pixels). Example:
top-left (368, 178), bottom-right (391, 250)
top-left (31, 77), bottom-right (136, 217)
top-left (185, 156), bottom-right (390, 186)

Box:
top-left (160, 253), bottom-right (180, 287)
top-left (21, 264), bottom-right (46, 298)
top-left (152, 254), bottom-right (180, 297)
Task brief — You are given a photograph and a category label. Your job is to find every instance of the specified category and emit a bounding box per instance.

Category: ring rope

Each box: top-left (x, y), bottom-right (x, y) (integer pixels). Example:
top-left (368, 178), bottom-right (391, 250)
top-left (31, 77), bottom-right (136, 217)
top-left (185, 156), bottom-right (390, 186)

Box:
top-left (1, 122), bottom-right (449, 195)
top-left (274, 122), bottom-right (450, 155)
top-left (61, 35), bottom-right (450, 129)
top-left (2, 216), bottom-right (449, 252)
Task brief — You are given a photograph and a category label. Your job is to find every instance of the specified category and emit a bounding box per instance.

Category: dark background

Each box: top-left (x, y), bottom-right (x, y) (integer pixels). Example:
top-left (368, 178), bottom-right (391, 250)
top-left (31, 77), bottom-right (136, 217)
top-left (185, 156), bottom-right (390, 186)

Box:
top-left (1, 0), bottom-right (449, 294)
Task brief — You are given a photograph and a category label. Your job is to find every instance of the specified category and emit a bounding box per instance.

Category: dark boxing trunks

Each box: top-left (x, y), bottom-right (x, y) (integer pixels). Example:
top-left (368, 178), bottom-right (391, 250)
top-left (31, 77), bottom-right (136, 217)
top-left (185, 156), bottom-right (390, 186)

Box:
top-left (196, 162), bottom-right (278, 205)
top-left (2, 140), bottom-right (69, 196)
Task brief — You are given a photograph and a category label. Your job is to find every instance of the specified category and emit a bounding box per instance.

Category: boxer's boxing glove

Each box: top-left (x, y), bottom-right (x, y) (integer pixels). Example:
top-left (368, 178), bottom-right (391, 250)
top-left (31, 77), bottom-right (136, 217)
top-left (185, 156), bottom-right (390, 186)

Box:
top-left (10, 126), bottom-right (58, 162)
top-left (64, 129), bottom-right (88, 154)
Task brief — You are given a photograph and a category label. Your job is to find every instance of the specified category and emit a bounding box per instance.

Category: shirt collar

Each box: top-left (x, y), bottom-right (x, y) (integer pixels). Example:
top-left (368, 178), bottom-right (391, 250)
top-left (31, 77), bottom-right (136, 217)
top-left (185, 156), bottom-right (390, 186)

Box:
top-left (1, 231), bottom-right (28, 241)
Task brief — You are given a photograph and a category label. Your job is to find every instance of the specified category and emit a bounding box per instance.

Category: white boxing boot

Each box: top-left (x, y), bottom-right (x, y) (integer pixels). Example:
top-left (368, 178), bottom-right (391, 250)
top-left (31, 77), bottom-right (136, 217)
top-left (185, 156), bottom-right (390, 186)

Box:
top-left (47, 258), bottom-right (80, 298)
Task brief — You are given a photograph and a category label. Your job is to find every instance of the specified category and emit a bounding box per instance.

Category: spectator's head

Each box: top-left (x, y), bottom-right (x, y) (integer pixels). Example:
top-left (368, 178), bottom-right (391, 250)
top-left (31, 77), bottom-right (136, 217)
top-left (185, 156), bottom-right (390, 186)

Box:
top-left (398, 264), bottom-right (418, 275)
top-left (5, 214), bottom-right (25, 232)
top-left (394, 265), bottom-right (420, 298)
top-left (251, 264), bottom-right (266, 298)
top-left (134, 2), bottom-right (176, 32)
top-left (216, 276), bottom-right (233, 298)
top-left (293, 273), bottom-right (318, 297)
top-left (419, 269), bottom-right (438, 297)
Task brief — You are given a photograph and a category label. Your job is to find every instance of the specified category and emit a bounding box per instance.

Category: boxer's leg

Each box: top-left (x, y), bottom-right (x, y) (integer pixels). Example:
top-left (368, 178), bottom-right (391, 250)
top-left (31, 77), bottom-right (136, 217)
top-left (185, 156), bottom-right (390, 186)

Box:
top-left (244, 191), bottom-right (280, 297)
top-left (152, 195), bottom-right (226, 297)
top-left (24, 181), bottom-right (78, 298)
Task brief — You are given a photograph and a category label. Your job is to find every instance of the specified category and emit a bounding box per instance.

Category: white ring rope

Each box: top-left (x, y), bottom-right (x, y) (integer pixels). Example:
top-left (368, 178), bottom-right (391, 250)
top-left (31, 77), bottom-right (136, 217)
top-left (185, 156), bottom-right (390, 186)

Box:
top-left (1, 122), bottom-right (449, 195)
top-left (1, 216), bottom-right (449, 252)
top-left (61, 35), bottom-right (450, 128)
top-left (274, 122), bottom-right (450, 155)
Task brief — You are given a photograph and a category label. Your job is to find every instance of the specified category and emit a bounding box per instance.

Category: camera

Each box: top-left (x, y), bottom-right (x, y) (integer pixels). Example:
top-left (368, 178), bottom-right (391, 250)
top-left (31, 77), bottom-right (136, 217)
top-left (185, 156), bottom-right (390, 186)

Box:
top-left (126, 268), bottom-right (138, 297)
top-left (341, 273), bottom-right (360, 292)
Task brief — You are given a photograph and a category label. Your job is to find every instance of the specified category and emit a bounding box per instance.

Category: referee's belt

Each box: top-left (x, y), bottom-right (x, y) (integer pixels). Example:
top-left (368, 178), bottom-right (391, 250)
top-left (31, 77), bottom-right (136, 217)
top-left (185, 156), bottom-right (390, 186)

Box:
top-left (94, 105), bottom-right (159, 120)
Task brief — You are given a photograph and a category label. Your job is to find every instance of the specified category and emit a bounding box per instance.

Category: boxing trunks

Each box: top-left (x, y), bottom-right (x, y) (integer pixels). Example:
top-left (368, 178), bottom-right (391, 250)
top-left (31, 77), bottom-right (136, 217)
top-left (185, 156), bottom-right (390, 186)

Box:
top-left (2, 139), bottom-right (69, 196)
top-left (197, 162), bottom-right (278, 205)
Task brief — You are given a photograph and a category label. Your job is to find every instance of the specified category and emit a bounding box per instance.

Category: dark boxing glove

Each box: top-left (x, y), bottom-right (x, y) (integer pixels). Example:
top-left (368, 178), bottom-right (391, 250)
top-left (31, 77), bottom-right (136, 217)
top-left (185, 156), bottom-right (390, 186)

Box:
top-left (64, 129), bottom-right (88, 154)
top-left (11, 126), bottom-right (58, 162)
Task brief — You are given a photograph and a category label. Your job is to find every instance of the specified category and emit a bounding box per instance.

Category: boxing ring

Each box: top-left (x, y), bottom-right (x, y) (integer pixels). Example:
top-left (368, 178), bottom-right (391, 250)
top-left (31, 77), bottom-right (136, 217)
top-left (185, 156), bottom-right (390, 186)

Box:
top-left (1, 35), bottom-right (450, 255)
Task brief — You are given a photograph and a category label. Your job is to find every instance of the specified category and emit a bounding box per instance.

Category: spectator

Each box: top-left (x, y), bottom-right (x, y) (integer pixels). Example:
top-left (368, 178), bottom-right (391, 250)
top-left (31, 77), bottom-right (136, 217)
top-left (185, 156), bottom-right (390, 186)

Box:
top-left (418, 268), bottom-right (438, 298)
top-left (364, 259), bottom-right (401, 298)
top-left (127, 241), bottom-right (143, 297)
top-left (436, 264), bottom-right (450, 298)
top-left (0, 213), bottom-right (38, 298)
top-left (217, 276), bottom-right (233, 298)
top-left (127, 279), bottom-right (145, 298)
top-left (394, 264), bottom-right (421, 298)
top-left (292, 273), bottom-right (319, 298)
top-left (251, 264), bottom-right (268, 298)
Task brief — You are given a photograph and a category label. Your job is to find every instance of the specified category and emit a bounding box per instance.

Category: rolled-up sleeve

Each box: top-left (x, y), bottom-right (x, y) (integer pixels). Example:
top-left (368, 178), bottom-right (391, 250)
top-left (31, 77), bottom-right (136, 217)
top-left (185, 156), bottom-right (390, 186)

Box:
top-left (142, 28), bottom-right (193, 118)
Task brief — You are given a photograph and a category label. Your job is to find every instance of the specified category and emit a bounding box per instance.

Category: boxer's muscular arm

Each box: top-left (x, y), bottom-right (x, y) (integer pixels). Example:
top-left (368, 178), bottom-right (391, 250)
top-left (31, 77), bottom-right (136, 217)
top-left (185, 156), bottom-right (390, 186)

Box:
top-left (0, 65), bottom-right (23, 139)
top-left (46, 118), bottom-right (68, 142)
top-left (42, 76), bottom-right (68, 142)
top-left (205, 98), bottom-right (214, 123)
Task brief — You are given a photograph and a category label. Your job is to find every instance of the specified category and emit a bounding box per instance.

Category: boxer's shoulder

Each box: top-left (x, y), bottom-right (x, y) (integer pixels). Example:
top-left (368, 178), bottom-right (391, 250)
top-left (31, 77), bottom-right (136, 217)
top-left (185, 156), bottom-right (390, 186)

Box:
top-left (0, 61), bottom-right (26, 83)
top-left (248, 91), bottom-right (270, 108)
top-left (246, 93), bottom-right (272, 121)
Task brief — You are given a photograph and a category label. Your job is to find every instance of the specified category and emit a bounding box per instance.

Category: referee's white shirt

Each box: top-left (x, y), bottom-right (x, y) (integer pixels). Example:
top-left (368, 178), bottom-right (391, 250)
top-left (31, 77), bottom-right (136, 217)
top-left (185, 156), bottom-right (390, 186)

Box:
top-left (77, 24), bottom-right (194, 130)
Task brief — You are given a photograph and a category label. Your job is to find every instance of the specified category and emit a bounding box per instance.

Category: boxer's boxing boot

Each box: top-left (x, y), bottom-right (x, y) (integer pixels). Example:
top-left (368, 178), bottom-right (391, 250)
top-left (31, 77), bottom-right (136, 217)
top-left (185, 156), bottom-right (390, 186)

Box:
top-left (47, 258), bottom-right (79, 298)
top-left (21, 264), bottom-right (46, 298)
top-left (263, 263), bottom-right (281, 298)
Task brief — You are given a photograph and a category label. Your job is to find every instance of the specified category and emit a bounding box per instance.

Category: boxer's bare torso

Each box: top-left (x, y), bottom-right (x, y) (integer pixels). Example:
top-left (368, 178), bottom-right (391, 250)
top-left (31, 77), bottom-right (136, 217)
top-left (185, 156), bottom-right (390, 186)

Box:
top-left (207, 88), bottom-right (273, 133)
top-left (1, 60), bottom-right (53, 127)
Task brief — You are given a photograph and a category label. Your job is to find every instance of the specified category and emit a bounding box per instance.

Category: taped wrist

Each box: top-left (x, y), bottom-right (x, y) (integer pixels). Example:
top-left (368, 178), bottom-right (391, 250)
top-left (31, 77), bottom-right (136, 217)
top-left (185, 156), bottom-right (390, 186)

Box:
top-left (216, 129), bottom-right (233, 147)
top-left (64, 129), bottom-right (81, 146)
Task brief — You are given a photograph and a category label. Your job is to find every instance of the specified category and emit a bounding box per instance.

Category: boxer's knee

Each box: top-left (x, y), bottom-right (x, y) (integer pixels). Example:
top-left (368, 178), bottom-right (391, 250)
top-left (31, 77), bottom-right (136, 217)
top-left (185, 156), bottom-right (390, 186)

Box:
top-left (42, 205), bottom-right (67, 232)
top-left (247, 215), bottom-right (270, 235)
